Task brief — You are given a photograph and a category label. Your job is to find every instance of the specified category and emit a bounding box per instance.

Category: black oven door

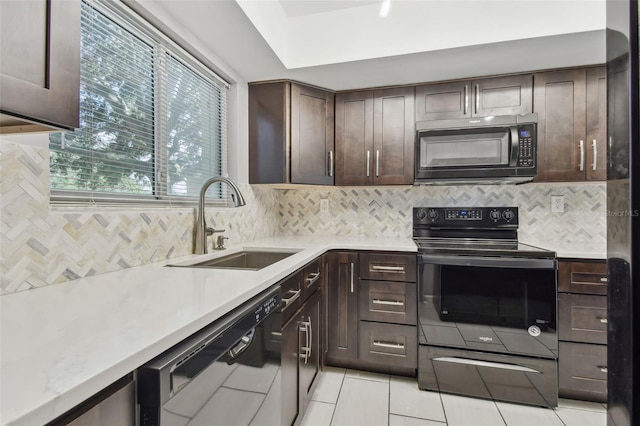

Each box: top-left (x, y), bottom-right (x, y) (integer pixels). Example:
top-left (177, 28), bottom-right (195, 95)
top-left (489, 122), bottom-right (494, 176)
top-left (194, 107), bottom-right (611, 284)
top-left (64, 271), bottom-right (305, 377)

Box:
top-left (418, 254), bottom-right (557, 359)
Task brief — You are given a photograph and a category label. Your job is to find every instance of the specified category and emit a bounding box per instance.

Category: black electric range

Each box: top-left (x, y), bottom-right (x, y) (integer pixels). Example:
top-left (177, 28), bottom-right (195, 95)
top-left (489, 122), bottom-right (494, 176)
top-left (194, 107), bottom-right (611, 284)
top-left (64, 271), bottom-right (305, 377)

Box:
top-left (413, 207), bottom-right (559, 408)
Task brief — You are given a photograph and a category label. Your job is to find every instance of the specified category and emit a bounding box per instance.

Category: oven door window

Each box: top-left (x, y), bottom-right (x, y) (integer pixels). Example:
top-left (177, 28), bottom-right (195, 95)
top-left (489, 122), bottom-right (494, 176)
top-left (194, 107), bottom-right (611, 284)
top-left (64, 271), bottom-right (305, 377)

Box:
top-left (436, 265), bottom-right (555, 330)
top-left (419, 128), bottom-right (510, 168)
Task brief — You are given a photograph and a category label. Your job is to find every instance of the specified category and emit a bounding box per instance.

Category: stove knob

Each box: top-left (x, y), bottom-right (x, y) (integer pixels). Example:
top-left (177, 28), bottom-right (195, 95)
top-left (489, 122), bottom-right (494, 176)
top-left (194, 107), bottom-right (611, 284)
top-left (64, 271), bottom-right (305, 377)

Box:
top-left (502, 209), bottom-right (515, 222)
top-left (489, 209), bottom-right (501, 222)
top-left (428, 209), bottom-right (439, 221)
top-left (416, 209), bottom-right (427, 220)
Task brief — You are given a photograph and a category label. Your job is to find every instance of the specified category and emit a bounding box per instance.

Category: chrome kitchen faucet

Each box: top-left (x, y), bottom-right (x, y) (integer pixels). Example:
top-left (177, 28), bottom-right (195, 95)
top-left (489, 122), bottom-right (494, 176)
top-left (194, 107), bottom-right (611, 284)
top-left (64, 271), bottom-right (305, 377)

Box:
top-left (193, 177), bottom-right (246, 254)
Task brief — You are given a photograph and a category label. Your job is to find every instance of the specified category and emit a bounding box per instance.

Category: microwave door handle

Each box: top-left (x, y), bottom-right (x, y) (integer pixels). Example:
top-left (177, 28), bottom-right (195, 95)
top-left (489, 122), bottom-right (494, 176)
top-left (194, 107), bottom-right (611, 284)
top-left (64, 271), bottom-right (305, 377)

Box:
top-left (509, 126), bottom-right (519, 167)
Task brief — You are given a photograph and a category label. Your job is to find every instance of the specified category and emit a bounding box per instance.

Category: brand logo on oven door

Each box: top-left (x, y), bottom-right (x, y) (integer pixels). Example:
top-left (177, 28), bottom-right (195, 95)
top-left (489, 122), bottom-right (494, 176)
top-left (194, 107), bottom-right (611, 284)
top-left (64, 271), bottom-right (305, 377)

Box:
top-left (479, 336), bottom-right (493, 342)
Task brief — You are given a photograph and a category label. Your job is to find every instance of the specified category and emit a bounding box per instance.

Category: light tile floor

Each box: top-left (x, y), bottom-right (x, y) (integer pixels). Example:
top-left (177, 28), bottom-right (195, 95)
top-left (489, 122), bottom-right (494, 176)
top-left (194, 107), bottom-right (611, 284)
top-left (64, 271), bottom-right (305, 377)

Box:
top-left (301, 367), bottom-right (607, 426)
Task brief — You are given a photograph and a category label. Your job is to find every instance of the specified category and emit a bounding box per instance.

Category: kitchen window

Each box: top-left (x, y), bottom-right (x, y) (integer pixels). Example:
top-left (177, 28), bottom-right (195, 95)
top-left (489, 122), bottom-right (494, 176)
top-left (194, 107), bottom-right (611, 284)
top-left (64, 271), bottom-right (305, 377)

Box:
top-left (49, 0), bottom-right (230, 206)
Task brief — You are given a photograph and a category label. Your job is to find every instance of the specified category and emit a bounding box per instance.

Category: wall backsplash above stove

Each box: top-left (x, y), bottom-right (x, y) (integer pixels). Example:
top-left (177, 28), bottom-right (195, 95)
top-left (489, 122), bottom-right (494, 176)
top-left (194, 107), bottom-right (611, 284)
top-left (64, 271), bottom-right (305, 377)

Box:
top-left (277, 183), bottom-right (607, 247)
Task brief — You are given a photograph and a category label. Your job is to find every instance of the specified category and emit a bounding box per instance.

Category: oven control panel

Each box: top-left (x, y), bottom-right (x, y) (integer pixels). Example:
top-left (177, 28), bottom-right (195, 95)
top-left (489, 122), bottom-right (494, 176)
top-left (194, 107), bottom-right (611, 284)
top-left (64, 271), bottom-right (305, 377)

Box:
top-left (414, 207), bottom-right (519, 227)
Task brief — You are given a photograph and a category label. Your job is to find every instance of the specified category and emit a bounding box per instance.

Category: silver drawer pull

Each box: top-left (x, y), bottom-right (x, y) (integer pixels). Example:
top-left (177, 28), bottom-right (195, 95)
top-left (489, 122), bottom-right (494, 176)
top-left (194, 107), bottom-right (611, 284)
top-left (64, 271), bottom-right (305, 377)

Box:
top-left (371, 265), bottom-right (405, 272)
top-left (599, 317), bottom-right (608, 324)
top-left (282, 289), bottom-right (301, 307)
top-left (598, 366), bottom-right (608, 373)
top-left (305, 272), bottom-right (320, 287)
top-left (271, 331), bottom-right (282, 337)
top-left (372, 299), bottom-right (404, 306)
top-left (433, 357), bottom-right (541, 373)
top-left (600, 277), bottom-right (608, 282)
top-left (373, 341), bottom-right (405, 349)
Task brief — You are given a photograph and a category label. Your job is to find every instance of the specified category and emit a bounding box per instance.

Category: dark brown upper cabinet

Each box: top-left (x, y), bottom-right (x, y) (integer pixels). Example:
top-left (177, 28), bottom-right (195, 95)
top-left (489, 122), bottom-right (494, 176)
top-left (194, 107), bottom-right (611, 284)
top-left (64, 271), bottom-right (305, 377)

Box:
top-left (0, 0), bottom-right (80, 132)
top-left (415, 74), bottom-right (532, 121)
top-left (534, 66), bottom-right (606, 182)
top-left (249, 81), bottom-right (334, 185)
top-left (335, 86), bottom-right (414, 185)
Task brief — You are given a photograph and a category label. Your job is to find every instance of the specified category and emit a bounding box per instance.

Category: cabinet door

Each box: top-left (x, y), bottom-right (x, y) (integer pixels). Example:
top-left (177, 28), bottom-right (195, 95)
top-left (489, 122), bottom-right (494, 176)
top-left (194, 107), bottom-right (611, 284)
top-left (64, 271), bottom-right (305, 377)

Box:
top-left (473, 74), bottom-right (533, 117)
top-left (372, 87), bottom-right (415, 185)
top-left (415, 81), bottom-right (470, 121)
top-left (534, 69), bottom-right (587, 181)
top-left (559, 341), bottom-right (607, 402)
top-left (249, 82), bottom-right (289, 184)
top-left (291, 83), bottom-right (335, 185)
top-left (558, 260), bottom-right (608, 295)
top-left (586, 67), bottom-right (607, 181)
top-left (335, 91), bottom-right (374, 185)
top-left (299, 290), bottom-right (321, 415)
top-left (282, 314), bottom-right (300, 426)
top-left (325, 252), bottom-right (359, 361)
top-left (0, 0), bottom-right (80, 130)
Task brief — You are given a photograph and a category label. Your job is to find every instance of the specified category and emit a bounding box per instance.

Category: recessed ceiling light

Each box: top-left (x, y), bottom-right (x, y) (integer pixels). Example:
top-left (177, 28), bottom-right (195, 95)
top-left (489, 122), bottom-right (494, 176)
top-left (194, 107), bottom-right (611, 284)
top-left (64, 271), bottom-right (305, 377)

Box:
top-left (380, 0), bottom-right (391, 17)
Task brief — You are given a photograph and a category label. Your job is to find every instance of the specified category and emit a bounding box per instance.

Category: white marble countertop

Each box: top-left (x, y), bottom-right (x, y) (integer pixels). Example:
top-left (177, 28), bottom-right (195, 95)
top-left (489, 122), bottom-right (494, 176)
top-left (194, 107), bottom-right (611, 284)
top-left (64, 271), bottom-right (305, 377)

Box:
top-left (0, 236), bottom-right (416, 426)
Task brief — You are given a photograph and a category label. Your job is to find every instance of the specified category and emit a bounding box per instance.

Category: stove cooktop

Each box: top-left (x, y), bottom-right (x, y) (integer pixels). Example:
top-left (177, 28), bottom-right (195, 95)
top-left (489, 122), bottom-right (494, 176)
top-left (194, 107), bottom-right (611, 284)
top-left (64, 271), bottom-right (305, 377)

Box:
top-left (414, 237), bottom-right (556, 258)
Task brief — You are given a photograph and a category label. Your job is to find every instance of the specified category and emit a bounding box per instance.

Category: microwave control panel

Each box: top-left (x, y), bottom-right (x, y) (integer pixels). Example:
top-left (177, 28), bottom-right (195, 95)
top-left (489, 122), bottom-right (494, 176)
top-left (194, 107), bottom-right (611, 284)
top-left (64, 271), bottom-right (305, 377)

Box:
top-left (517, 125), bottom-right (535, 167)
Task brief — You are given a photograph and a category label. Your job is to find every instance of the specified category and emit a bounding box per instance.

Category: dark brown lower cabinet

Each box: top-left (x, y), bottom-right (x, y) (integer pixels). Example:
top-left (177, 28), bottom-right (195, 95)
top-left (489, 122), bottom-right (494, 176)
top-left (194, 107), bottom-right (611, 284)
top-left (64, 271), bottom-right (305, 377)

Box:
top-left (325, 251), bottom-right (418, 376)
top-left (557, 259), bottom-right (608, 402)
top-left (282, 313), bottom-right (300, 426)
top-left (358, 322), bottom-right (417, 368)
top-left (281, 257), bottom-right (323, 426)
top-left (559, 342), bottom-right (608, 402)
top-left (325, 252), bottom-right (359, 363)
top-left (299, 290), bottom-right (321, 415)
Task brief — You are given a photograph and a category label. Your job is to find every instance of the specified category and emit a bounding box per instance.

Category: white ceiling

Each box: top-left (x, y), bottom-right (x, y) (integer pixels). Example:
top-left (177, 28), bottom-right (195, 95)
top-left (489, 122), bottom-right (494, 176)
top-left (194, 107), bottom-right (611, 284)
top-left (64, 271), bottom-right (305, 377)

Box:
top-left (149, 0), bottom-right (606, 91)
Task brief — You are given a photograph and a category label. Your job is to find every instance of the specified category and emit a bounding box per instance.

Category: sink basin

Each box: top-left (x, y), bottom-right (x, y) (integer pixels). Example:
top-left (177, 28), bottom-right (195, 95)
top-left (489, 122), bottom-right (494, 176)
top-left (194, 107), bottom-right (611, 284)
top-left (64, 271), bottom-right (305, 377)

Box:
top-left (170, 250), bottom-right (299, 270)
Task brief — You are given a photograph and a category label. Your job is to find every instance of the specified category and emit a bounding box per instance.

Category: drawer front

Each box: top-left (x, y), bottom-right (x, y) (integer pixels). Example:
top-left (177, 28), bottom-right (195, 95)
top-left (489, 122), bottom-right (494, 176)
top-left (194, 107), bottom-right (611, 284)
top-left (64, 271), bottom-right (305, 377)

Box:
top-left (358, 322), bottom-right (417, 368)
top-left (301, 257), bottom-right (322, 302)
top-left (359, 253), bottom-right (416, 282)
top-left (281, 271), bottom-right (302, 323)
top-left (558, 293), bottom-right (607, 344)
top-left (558, 261), bottom-right (607, 295)
top-left (359, 280), bottom-right (417, 325)
top-left (559, 341), bottom-right (607, 402)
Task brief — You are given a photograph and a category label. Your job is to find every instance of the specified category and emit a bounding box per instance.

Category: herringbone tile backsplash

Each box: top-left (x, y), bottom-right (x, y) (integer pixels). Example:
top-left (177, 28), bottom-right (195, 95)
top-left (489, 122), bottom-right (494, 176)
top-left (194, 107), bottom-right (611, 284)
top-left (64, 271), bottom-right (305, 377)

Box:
top-left (1, 140), bottom-right (606, 294)
top-left (278, 184), bottom-right (607, 246)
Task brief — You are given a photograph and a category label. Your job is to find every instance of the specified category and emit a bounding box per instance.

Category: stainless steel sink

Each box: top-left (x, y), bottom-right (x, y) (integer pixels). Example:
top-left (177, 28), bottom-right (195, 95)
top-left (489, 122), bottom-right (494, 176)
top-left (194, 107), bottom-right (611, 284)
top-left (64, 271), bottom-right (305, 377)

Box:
top-left (169, 250), bottom-right (299, 270)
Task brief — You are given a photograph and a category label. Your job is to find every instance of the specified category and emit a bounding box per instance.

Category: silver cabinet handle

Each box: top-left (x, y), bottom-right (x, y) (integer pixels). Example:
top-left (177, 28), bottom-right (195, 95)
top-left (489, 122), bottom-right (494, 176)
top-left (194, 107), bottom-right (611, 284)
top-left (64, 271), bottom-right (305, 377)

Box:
top-left (372, 299), bottom-right (404, 306)
top-left (299, 318), bottom-right (312, 364)
top-left (475, 84), bottom-right (480, 114)
top-left (464, 85), bottom-right (469, 115)
top-left (271, 331), bottom-right (282, 337)
top-left (376, 150), bottom-right (380, 177)
top-left (328, 151), bottom-right (334, 177)
top-left (366, 150), bottom-right (370, 177)
top-left (282, 289), bottom-right (301, 308)
top-left (600, 277), bottom-right (608, 282)
top-left (350, 262), bottom-right (354, 293)
top-left (371, 265), bottom-right (405, 272)
top-left (599, 317), bottom-right (608, 324)
top-left (373, 341), bottom-right (404, 349)
top-left (305, 271), bottom-right (320, 288)
top-left (609, 136), bottom-right (613, 168)
top-left (579, 140), bottom-right (585, 171)
top-left (592, 139), bottom-right (597, 171)
top-left (598, 366), bottom-right (608, 373)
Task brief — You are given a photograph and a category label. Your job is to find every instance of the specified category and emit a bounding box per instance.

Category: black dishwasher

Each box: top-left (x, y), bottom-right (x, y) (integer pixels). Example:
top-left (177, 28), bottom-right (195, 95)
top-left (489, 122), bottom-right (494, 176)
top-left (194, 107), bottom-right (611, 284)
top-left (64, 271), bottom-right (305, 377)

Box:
top-left (137, 286), bottom-right (281, 426)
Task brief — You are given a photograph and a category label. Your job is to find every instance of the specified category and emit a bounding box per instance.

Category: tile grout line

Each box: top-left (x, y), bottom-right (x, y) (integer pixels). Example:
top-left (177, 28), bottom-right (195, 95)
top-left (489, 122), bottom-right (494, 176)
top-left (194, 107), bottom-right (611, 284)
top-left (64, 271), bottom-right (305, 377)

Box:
top-left (328, 369), bottom-right (346, 426)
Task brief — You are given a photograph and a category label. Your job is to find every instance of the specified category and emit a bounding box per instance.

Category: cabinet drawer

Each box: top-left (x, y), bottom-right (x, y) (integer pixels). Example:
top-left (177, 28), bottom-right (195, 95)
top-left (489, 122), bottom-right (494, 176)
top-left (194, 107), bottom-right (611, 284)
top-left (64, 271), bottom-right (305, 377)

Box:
top-left (359, 253), bottom-right (416, 282)
top-left (559, 341), bottom-right (607, 402)
top-left (359, 280), bottom-right (417, 325)
top-left (281, 272), bottom-right (302, 323)
top-left (301, 257), bottom-right (322, 302)
top-left (558, 293), bottom-right (607, 344)
top-left (558, 261), bottom-right (607, 295)
top-left (358, 322), bottom-right (417, 368)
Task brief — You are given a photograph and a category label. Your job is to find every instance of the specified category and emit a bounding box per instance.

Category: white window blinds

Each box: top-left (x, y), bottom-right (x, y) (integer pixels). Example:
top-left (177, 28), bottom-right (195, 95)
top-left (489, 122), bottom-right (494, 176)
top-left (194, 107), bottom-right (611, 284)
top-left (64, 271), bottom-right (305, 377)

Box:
top-left (49, 0), bottom-right (228, 205)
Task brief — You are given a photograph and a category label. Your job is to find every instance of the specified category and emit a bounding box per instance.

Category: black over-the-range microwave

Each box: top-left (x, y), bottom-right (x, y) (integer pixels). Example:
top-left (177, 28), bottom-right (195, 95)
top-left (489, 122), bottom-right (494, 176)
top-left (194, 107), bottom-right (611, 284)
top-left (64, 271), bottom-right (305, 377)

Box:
top-left (414, 113), bottom-right (537, 185)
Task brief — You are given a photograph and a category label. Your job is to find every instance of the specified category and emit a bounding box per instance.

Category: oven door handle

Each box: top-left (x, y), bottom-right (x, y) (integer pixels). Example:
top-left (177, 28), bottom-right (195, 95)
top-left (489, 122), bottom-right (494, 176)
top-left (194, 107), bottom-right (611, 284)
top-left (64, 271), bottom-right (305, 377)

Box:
top-left (420, 254), bottom-right (556, 269)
